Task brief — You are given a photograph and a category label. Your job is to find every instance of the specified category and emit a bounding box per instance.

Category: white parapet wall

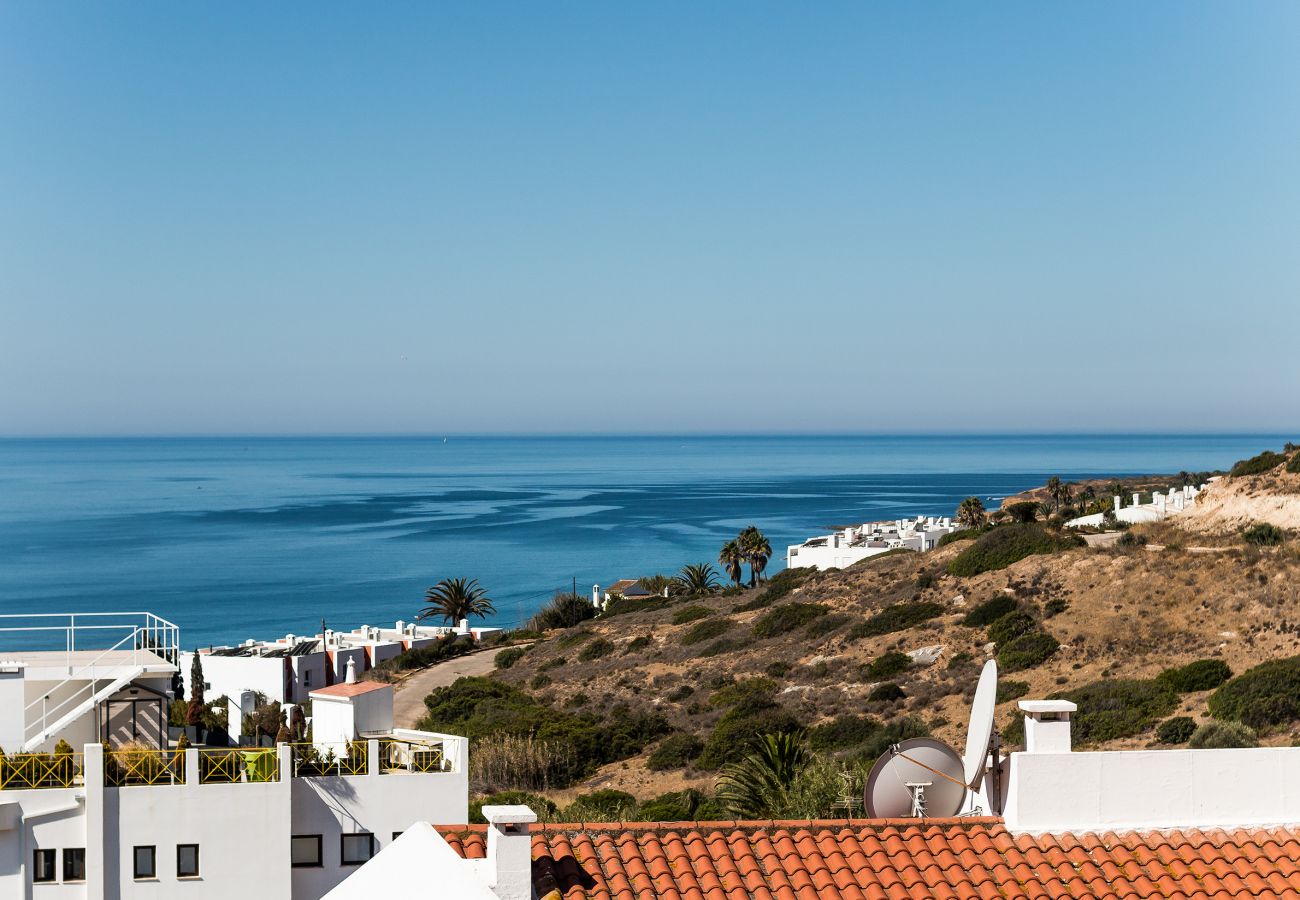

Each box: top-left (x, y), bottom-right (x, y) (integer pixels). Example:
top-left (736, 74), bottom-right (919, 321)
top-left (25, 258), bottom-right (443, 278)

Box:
top-left (1003, 746), bottom-right (1300, 833)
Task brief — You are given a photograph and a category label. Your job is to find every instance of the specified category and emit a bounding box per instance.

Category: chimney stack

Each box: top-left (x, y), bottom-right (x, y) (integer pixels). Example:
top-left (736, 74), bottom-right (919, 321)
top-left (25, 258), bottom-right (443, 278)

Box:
top-left (345, 658), bottom-right (357, 684)
top-left (481, 805), bottom-right (537, 900)
top-left (1018, 699), bottom-right (1076, 753)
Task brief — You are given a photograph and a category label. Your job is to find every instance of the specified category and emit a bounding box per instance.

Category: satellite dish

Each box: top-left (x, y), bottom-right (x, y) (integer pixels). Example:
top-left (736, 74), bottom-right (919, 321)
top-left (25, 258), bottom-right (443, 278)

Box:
top-left (864, 737), bottom-right (966, 818)
top-left (962, 660), bottom-right (998, 789)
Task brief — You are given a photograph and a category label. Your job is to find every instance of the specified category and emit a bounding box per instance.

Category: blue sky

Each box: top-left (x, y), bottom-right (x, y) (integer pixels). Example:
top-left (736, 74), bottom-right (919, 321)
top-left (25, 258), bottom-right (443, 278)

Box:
top-left (2, 3), bottom-right (1298, 435)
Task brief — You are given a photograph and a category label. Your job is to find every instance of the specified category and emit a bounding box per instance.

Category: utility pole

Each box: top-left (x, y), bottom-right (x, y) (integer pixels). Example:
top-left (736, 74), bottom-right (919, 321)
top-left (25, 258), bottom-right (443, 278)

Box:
top-left (572, 575), bottom-right (577, 599)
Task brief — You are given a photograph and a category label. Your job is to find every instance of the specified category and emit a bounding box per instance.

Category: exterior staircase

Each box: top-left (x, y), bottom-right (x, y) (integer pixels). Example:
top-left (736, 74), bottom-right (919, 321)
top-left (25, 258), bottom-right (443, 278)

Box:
top-left (23, 669), bottom-right (148, 751)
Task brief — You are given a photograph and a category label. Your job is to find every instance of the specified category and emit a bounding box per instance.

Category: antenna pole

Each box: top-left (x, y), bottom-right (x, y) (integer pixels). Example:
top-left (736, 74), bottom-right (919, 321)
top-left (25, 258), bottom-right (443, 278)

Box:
top-left (988, 727), bottom-right (1004, 816)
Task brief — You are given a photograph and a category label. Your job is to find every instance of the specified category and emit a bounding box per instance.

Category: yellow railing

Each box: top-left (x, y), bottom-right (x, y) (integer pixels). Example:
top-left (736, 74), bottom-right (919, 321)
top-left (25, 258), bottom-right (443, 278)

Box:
top-left (0, 752), bottom-right (84, 790)
top-left (289, 741), bottom-right (369, 777)
top-left (198, 748), bottom-right (279, 784)
top-left (105, 749), bottom-right (185, 787)
top-left (378, 739), bottom-right (445, 774)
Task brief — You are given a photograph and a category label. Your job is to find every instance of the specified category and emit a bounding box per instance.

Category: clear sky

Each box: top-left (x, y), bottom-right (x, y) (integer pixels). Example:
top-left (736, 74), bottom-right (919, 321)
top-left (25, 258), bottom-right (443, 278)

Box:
top-left (2, 3), bottom-right (1298, 435)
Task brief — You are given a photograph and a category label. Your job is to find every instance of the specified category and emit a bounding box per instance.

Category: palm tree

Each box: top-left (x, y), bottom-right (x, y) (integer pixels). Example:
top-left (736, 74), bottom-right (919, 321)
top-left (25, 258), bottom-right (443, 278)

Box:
top-left (419, 577), bottom-right (495, 624)
top-left (716, 732), bottom-right (810, 818)
top-left (674, 562), bottom-right (720, 595)
top-left (718, 540), bottom-right (745, 587)
top-left (739, 526), bottom-right (773, 586)
top-left (956, 496), bottom-right (986, 529)
top-left (1045, 476), bottom-right (1063, 510)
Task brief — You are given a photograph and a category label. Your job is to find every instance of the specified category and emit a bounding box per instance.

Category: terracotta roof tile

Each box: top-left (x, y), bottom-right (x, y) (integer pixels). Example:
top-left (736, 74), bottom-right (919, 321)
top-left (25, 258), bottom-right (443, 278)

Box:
top-left (438, 818), bottom-right (1300, 900)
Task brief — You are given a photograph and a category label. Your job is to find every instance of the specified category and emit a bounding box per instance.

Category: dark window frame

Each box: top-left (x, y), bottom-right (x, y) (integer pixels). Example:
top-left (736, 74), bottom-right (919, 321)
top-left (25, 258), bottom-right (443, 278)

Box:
top-left (33, 849), bottom-right (57, 883)
top-left (62, 848), bottom-right (86, 882)
top-left (290, 834), bottom-right (323, 868)
top-left (133, 845), bottom-right (157, 880)
top-left (339, 832), bottom-right (374, 866)
top-left (176, 843), bottom-right (200, 878)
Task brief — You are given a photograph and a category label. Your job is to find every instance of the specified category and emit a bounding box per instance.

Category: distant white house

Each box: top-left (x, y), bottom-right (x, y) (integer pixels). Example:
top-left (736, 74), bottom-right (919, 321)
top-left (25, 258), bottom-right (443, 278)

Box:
top-left (786, 516), bottom-right (963, 571)
top-left (591, 579), bottom-right (659, 611)
top-left (1065, 482), bottom-right (1209, 529)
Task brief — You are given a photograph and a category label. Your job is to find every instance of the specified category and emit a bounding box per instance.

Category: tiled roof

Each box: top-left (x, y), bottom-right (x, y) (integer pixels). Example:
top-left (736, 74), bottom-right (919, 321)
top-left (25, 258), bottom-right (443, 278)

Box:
top-left (439, 818), bottom-right (1300, 899)
top-left (309, 680), bottom-right (389, 698)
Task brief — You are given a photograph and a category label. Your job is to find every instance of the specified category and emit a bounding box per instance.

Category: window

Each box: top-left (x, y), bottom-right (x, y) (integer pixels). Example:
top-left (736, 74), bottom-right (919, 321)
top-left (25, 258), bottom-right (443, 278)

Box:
top-left (392, 830), bottom-right (404, 842)
top-left (304, 670), bottom-right (312, 686)
top-left (290, 835), bottom-right (322, 868)
top-left (176, 844), bottom-right (200, 878)
top-left (133, 846), bottom-right (157, 879)
top-left (33, 849), bottom-right (56, 883)
top-left (340, 833), bottom-right (374, 866)
top-left (62, 848), bottom-right (86, 882)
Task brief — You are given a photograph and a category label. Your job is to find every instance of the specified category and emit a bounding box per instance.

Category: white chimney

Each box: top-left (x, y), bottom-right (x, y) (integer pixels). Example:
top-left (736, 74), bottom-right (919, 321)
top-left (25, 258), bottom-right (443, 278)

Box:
top-left (395, 620), bottom-right (405, 633)
top-left (1113, 494), bottom-right (1122, 512)
top-left (1019, 699), bottom-right (1076, 753)
top-left (481, 805), bottom-right (536, 900)
top-left (345, 658), bottom-right (357, 684)
top-left (592, 584), bottom-right (601, 609)
top-left (457, 618), bottom-right (469, 635)
top-left (1132, 492), bottom-right (1141, 508)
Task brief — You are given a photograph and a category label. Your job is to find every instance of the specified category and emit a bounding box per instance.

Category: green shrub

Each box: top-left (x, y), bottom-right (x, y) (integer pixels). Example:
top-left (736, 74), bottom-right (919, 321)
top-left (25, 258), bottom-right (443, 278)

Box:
top-left (961, 596), bottom-right (1018, 628)
top-left (625, 635), bottom-right (652, 654)
top-left (680, 618), bottom-right (733, 646)
top-left (940, 527), bottom-right (984, 546)
top-left (987, 611), bottom-right (1037, 645)
top-left (996, 631), bottom-right (1060, 671)
top-left (866, 652), bottom-right (912, 680)
top-left (1043, 597), bottom-right (1069, 618)
top-left (698, 639), bottom-right (742, 657)
top-left (696, 706), bottom-right (801, 769)
top-left (753, 603), bottom-right (828, 639)
top-left (494, 647), bottom-right (528, 670)
top-left (646, 734), bottom-right (705, 770)
top-left (578, 638), bottom-right (615, 662)
top-left (948, 524), bottom-right (1081, 576)
top-left (995, 680), bottom-right (1030, 704)
top-left (528, 591), bottom-right (597, 631)
top-left (808, 714), bottom-right (882, 751)
top-left (556, 630), bottom-right (591, 648)
top-left (531, 673), bottom-right (552, 690)
top-left (672, 605), bottom-right (713, 625)
top-left (805, 613), bottom-right (850, 639)
top-left (733, 567), bottom-right (813, 612)
top-left (1189, 720), bottom-right (1258, 749)
top-left (561, 789), bottom-right (638, 822)
top-left (1006, 502), bottom-right (1039, 523)
top-left (765, 660), bottom-right (792, 678)
top-left (1051, 679), bottom-right (1177, 744)
top-left (1288, 453), bottom-right (1300, 475)
top-left (636, 790), bottom-right (717, 822)
top-left (538, 656), bottom-right (566, 671)
top-left (665, 684), bottom-right (694, 702)
top-left (1156, 716), bottom-right (1196, 744)
top-left (1231, 450), bottom-right (1286, 477)
top-left (849, 602), bottom-right (945, 640)
top-left (854, 717), bottom-right (930, 761)
top-left (1243, 522), bottom-right (1285, 547)
top-left (867, 683), bottom-right (905, 702)
top-left (710, 677), bottom-right (778, 708)
top-left (1117, 531), bottom-right (1147, 548)
top-left (1208, 654), bottom-right (1300, 729)
top-left (915, 572), bottom-right (935, 590)
top-left (947, 651), bottom-right (974, 670)
top-left (1157, 659), bottom-right (1232, 693)
top-left (603, 596), bottom-right (672, 617)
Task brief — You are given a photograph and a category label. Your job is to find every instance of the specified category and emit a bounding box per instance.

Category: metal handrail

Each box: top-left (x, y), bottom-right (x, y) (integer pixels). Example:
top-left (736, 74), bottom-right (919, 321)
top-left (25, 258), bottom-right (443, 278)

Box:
top-left (289, 741), bottom-right (369, 777)
top-left (378, 739), bottom-right (447, 774)
top-left (198, 748), bottom-right (279, 784)
top-left (104, 748), bottom-right (186, 787)
top-left (18, 613), bottom-right (180, 746)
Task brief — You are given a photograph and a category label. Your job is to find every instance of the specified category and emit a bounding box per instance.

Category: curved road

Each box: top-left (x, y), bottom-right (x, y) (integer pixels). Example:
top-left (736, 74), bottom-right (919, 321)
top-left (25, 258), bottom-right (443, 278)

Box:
top-left (391, 645), bottom-right (522, 730)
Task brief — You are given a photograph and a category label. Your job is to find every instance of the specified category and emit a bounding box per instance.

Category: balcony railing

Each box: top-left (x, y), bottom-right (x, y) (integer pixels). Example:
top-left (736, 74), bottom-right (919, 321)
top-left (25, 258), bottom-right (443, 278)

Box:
top-left (289, 741), bottom-right (369, 777)
top-left (0, 751), bottom-right (84, 790)
top-left (378, 738), bottom-right (447, 774)
top-left (198, 748), bottom-right (279, 784)
top-left (105, 748), bottom-right (185, 787)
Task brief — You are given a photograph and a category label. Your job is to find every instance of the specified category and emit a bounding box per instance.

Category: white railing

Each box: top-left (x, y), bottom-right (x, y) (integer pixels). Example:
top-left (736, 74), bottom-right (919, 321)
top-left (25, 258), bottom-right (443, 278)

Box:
top-left (1, 613), bottom-right (181, 748)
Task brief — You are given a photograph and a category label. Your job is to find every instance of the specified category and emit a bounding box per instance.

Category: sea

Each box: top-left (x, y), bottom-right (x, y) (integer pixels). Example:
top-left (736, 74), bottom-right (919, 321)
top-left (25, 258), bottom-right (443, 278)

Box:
top-left (0, 434), bottom-right (1286, 650)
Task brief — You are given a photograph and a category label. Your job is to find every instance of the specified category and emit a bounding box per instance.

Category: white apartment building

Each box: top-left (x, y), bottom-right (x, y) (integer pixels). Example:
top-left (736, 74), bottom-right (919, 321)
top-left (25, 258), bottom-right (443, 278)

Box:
top-left (786, 515), bottom-right (963, 571)
top-left (0, 613), bottom-right (470, 900)
top-left (1066, 483), bottom-right (1207, 529)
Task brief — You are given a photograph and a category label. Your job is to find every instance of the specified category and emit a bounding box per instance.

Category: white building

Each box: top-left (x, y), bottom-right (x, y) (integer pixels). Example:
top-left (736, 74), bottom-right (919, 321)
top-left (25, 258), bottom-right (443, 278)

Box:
top-left (0, 614), bottom-right (470, 900)
top-left (180, 618), bottom-right (503, 727)
top-left (786, 516), bottom-right (963, 571)
top-left (1066, 482), bottom-right (1208, 529)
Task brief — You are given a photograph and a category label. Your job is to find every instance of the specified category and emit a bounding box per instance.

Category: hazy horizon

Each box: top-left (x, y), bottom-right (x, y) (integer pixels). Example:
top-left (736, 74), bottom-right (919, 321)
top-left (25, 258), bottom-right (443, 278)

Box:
top-left (4, 3), bottom-right (1299, 436)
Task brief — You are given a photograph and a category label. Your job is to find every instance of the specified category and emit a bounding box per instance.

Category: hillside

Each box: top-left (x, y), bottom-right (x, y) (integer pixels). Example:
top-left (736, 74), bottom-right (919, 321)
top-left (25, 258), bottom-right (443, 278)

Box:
top-left (417, 445), bottom-right (1300, 819)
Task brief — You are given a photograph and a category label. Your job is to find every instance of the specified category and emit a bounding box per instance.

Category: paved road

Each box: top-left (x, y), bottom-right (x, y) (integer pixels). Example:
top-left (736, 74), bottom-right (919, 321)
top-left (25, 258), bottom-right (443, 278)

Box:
top-left (391, 645), bottom-right (521, 730)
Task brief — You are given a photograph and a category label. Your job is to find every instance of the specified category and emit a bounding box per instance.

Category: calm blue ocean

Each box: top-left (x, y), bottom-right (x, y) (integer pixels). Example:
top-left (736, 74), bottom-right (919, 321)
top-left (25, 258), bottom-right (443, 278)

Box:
top-left (0, 435), bottom-right (1284, 649)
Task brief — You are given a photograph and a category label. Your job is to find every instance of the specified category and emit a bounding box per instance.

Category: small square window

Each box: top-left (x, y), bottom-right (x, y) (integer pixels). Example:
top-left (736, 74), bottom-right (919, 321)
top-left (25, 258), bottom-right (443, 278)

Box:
top-left (392, 830), bottom-right (403, 842)
top-left (340, 833), bottom-right (374, 866)
top-left (134, 845), bottom-right (157, 879)
top-left (33, 849), bottom-right (56, 883)
top-left (290, 835), bottom-right (322, 868)
top-left (177, 844), bottom-right (200, 878)
top-left (63, 848), bottom-right (86, 882)
top-left (304, 671), bottom-right (312, 686)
